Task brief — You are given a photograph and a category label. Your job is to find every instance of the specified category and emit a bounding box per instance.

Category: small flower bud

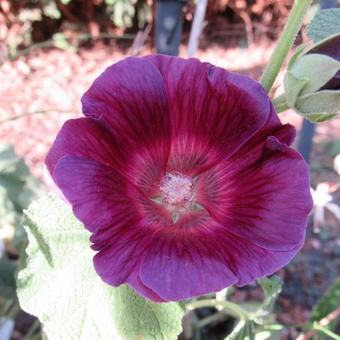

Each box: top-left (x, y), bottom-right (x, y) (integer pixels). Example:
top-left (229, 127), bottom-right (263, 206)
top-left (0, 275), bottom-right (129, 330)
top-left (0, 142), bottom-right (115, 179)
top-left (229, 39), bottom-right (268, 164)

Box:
top-left (284, 34), bottom-right (340, 122)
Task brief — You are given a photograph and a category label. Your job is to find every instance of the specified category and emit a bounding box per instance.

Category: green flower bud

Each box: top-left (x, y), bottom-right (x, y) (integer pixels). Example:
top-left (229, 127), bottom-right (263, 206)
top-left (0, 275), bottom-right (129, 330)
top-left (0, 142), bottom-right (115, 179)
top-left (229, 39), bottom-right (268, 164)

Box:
top-left (283, 34), bottom-right (340, 122)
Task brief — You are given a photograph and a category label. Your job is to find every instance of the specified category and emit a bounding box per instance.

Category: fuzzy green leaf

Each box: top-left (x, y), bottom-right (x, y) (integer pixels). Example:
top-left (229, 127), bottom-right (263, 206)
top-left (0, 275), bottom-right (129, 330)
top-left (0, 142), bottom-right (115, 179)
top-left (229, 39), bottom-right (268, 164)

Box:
top-left (308, 9), bottom-right (340, 42)
top-left (284, 71), bottom-right (308, 107)
top-left (295, 90), bottom-right (340, 122)
top-left (17, 194), bottom-right (184, 340)
top-left (290, 54), bottom-right (340, 95)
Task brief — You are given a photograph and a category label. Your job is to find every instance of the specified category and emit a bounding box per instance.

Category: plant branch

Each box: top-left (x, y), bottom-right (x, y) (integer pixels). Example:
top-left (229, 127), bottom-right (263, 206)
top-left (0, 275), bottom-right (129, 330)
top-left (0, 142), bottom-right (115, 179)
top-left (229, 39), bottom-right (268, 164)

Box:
top-left (187, 299), bottom-right (248, 320)
top-left (272, 93), bottom-right (290, 113)
top-left (260, 0), bottom-right (312, 92)
top-left (313, 322), bottom-right (340, 340)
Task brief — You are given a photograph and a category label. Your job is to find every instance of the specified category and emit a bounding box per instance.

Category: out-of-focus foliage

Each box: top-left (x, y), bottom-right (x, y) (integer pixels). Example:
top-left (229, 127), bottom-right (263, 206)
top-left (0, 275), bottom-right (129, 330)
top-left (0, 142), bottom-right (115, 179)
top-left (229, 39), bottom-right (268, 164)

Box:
top-left (0, 144), bottom-right (43, 243)
top-left (187, 276), bottom-right (284, 339)
top-left (310, 278), bottom-right (340, 319)
top-left (206, 0), bottom-right (294, 38)
top-left (0, 258), bottom-right (16, 299)
top-left (301, 279), bottom-right (340, 339)
top-left (0, 144), bottom-right (43, 296)
top-left (0, 0), bottom-right (300, 60)
top-left (0, 0), bottom-right (152, 60)
top-left (0, 144), bottom-right (44, 340)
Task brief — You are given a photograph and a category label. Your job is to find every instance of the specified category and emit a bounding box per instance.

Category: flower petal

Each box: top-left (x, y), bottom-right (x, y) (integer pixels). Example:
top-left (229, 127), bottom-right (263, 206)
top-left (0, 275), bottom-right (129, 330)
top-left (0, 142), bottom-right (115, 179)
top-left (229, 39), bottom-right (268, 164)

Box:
top-left (140, 210), bottom-right (305, 300)
top-left (198, 136), bottom-right (312, 251)
top-left (53, 155), bottom-right (166, 302)
top-left (53, 156), bottom-right (138, 232)
top-left (205, 223), bottom-right (305, 286)
top-left (93, 227), bottom-right (166, 302)
top-left (140, 227), bottom-right (237, 301)
top-left (128, 275), bottom-right (166, 303)
top-left (145, 55), bottom-right (272, 174)
top-left (45, 118), bottom-right (121, 176)
top-left (81, 57), bottom-right (172, 190)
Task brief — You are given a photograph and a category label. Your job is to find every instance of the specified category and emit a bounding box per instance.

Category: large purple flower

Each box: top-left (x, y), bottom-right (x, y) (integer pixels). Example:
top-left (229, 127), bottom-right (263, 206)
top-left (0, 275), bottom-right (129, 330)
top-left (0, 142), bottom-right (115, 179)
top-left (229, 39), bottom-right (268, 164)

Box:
top-left (46, 55), bottom-right (313, 302)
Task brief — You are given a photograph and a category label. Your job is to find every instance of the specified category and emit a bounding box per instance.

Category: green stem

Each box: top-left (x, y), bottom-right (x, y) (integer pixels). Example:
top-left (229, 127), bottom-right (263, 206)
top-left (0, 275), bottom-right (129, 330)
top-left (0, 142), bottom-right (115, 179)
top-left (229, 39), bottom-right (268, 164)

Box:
top-left (0, 299), bottom-right (14, 315)
top-left (24, 319), bottom-right (41, 340)
top-left (313, 322), bottom-right (340, 340)
top-left (260, 0), bottom-right (312, 92)
top-left (6, 302), bottom-right (20, 319)
top-left (187, 299), bottom-right (248, 320)
top-left (272, 93), bottom-right (290, 113)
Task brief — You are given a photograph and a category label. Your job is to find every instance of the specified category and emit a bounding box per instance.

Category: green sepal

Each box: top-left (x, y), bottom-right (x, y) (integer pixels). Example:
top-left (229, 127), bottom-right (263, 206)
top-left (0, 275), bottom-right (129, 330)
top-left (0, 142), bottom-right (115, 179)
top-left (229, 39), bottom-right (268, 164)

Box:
top-left (289, 54), bottom-right (340, 96)
top-left (284, 53), bottom-right (340, 107)
top-left (283, 35), bottom-right (340, 122)
top-left (284, 71), bottom-right (309, 107)
top-left (295, 90), bottom-right (340, 122)
top-left (303, 112), bottom-right (337, 123)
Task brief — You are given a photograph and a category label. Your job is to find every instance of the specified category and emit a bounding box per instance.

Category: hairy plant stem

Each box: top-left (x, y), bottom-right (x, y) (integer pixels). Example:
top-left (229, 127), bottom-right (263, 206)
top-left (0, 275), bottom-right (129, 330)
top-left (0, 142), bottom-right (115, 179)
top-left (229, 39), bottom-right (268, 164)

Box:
top-left (272, 93), bottom-right (289, 113)
top-left (187, 299), bottom-right (248, 320)
top-left (23, 320), bottom-right (41, 340)
top-left (313, 322), bottom-right (340, 340)
top-left (260, 0), bottom-right (312, 93)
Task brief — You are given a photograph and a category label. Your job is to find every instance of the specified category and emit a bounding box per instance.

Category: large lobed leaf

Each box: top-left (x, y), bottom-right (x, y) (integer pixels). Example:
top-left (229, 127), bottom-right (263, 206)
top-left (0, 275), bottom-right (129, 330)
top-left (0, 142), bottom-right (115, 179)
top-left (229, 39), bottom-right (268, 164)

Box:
top-left (17, 194), bottom-right (184, 340)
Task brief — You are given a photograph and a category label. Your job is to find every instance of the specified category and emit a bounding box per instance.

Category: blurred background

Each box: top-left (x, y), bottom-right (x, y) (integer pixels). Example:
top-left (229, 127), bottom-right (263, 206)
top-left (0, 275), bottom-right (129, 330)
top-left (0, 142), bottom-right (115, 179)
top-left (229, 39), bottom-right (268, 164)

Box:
top-left (0, 0), bottom-right (339, 339)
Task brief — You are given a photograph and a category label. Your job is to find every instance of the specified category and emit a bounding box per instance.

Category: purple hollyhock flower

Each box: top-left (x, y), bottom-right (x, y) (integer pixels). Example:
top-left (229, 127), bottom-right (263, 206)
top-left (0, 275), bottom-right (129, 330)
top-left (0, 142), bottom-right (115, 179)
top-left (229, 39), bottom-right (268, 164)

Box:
top-left (46, 55), bottom-right (313, 302)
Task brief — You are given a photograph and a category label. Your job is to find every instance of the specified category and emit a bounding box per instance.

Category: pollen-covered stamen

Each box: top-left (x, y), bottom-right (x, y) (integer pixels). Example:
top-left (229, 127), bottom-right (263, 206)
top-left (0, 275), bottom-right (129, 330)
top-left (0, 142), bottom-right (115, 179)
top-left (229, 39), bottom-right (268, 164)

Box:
top-left (160, 172), bottom-right (194, 205)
